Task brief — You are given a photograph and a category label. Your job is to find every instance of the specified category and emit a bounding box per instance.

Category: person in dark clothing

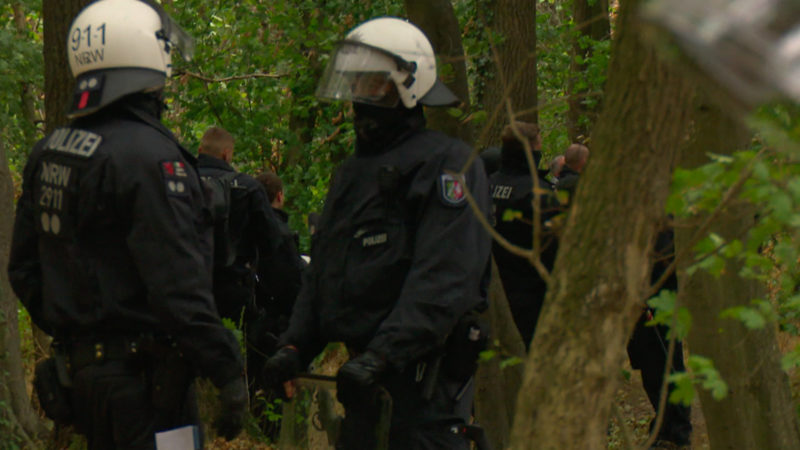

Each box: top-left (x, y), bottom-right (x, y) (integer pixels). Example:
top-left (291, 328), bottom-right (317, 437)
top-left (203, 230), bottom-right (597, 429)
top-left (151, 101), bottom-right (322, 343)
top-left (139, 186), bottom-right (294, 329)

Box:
top-left (7, 1), bottom-right (246, 448)
top-left (489, 121), bottom-right (561, 349)
top-left (261, 17), bottom-right (492, 450)
top-left (256, 169), bottom-right (301, 253)
top-left (479, 146), bottom-right (502, 176)
top-left (554, 143), bottom-right (589, 200)
top-left (627, 229), bottom-right (693, 448)
top-left (196, 128), bottom-right (305, 397)
top-left (196, 127), bottom-right (303, 324)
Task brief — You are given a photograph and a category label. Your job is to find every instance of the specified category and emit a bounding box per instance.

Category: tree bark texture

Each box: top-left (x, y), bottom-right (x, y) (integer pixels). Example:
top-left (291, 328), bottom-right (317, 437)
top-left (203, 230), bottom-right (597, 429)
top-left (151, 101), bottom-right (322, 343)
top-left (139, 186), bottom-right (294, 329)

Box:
top-left (43, 0), bottom-right (92, 134)
top-left (474, 259), bottom-right (526, 450)
top-left (0, 140), bottom-right (47, 442)
top-left (567, 0), bottom-right (610, 142)
top-left (675, 100), bottom-right (800, 450)
top-left (404, 0), bottom-right (473, 143)
top-left (508, 0), bottom-right (694, 447)
top-left (476, 0), bottom-right (537, 149)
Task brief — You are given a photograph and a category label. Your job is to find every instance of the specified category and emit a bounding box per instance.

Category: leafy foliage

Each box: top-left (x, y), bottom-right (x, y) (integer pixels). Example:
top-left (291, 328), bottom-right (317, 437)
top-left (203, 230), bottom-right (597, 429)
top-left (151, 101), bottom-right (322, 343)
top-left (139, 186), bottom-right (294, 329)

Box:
top-left (1, 1), bottom-right (44, 171)
top-left (668, 355), bottom-right (728, 406)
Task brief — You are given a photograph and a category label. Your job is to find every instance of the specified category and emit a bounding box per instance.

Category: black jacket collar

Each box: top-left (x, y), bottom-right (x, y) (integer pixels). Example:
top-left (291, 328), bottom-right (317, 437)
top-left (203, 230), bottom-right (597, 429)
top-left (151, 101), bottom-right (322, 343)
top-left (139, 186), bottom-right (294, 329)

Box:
top-left (197, 153), bottom-right (235, 171)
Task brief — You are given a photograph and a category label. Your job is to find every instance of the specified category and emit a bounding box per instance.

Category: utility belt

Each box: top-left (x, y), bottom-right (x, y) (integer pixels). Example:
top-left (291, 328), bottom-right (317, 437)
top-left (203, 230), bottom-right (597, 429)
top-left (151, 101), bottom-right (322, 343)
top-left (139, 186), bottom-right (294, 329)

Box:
top-left (53, 334), bottom-right (179, 376)
top-left (346, 310), bottom-right (489, 401)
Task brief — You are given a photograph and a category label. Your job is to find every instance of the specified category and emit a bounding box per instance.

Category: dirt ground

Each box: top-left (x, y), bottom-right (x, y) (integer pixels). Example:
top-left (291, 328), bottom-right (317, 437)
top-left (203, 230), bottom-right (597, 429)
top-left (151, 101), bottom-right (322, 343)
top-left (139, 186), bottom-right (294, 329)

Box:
top-left (610, 363), bottom-right (709, 449)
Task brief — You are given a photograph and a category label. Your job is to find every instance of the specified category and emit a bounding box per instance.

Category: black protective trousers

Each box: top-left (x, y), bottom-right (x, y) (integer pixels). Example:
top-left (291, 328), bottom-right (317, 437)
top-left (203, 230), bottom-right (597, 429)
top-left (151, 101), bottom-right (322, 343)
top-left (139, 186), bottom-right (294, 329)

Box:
top-left (70, 360), bottom-right (200, 450)
top-left (337, 368), bottom-right (474, 450)
top-left (627, 311), bottom-right (692, 446)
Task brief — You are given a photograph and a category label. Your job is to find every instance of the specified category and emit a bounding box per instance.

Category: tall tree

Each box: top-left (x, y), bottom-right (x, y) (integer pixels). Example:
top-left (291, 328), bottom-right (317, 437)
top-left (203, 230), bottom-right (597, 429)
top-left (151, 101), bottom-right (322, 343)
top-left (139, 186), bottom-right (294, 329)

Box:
top-left (473, 260), bottom-right (525, 450)
top-left (43, 0), bottom-right (90, 133)
top-left (508, 0), bottom-right (694, 446)
top-left (0, 140), bottom-right (46, 445)
top-left (476, 0), bottom-right (537, 149)
top-left (566, 0), bottom-right (610, 142)
top-left (404, 0), bottom-right (472, 143)
top-left (675, 98), bottom-right (800, 449)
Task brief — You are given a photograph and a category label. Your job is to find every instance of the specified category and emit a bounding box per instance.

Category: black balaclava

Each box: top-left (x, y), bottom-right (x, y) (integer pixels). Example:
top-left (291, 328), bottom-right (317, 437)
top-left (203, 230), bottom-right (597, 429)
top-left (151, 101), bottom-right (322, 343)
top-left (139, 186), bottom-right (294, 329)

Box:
top-left (353, 102), bottom-right (426, 155)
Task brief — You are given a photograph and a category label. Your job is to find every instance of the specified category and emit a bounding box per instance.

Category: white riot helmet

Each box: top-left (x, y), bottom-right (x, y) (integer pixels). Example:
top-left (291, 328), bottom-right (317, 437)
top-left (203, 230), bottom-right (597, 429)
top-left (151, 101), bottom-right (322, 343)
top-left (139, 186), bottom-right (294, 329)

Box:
top-left (66, 0), bottom-right (194, 118)
top-left (316, 17), bottom-right (460, 109)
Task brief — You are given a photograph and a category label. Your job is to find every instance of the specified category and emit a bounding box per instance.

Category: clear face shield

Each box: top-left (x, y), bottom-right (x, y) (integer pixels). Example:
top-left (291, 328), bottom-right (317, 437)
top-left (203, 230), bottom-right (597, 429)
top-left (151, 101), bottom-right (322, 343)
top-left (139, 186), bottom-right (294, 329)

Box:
top-left (316, 41), bottom-right (411, 108)
top-left (643, 0), bottom-right (800, 106)
top-left (141, 0), bottom-right (195, 62)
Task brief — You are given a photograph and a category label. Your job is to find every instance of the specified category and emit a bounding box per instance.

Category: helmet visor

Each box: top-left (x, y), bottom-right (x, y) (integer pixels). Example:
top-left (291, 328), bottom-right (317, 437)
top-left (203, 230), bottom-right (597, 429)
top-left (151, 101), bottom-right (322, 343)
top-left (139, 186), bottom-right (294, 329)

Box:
top-left (141, 0), bottom-right (195, 61)
top-left (316, 41), bottom-right (401, 107)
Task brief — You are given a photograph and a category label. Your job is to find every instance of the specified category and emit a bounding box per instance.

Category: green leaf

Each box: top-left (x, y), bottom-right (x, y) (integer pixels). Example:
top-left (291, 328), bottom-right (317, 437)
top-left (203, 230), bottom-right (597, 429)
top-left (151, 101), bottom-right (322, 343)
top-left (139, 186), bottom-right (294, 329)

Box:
top-left (720, 306), bottom-right (766, 329)
top-left (781, 344), bottom-right (800, 371)
top-left (502, 208), bottom-right (523, 222)
top-left (667, 372), bottom-right (695, 406)
top-left (499, 356), bottom-right (523, 369)
top-left (479, 349), bottom-right (496, 362)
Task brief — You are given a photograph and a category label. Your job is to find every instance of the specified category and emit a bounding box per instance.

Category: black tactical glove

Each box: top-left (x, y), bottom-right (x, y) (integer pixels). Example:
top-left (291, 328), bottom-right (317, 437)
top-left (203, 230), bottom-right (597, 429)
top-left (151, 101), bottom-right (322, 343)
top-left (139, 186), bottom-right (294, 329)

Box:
top-left (336, 351), bottom-right (387, 407)
top-left (214, 377), bottom-right (248, 441)
top-left (260, 345), bottom-right (302, 392)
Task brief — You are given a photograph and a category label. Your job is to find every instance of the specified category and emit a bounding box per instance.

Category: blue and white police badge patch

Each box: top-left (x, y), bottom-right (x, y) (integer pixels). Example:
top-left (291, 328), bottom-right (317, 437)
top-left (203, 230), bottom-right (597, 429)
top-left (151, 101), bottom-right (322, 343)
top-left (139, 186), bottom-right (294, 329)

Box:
top-left (439, 173), bottom-right (466, 206)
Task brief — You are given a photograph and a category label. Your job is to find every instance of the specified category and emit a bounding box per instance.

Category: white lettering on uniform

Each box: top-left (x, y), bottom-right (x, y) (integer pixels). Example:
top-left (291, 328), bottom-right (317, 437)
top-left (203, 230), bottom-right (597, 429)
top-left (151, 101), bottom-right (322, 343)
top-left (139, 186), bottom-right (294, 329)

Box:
top-left (362, 233), bottom-right (388, 247)
top-left (492, 184), bottom-right (514, 200)
top-left (40, 162), bottom-right (72, 188)
top-left (46, 128), bottom-right (102, 158)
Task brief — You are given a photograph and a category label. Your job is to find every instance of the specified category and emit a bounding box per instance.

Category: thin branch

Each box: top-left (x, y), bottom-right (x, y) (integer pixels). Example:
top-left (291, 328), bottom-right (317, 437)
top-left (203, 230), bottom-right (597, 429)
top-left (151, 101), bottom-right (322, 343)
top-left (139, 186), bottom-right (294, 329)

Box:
top-left (177, 70), bottom-right (287, 83)
top-left (504, 101), bottom-right (552, 283)
top-left (647, 149), bottom-right (765, 298)
top-left (640, 314), bottom-right (678, 450)
top-left (451, 169), bottom-right (534, 262)
top-left (459, 25), bottom-right (538, 174)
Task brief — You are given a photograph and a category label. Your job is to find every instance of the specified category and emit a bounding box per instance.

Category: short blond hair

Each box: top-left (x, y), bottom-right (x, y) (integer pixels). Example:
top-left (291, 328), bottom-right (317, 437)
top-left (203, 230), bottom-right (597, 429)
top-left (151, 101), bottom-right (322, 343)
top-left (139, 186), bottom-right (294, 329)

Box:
top-left (199, 126), bottom-right (234, 157)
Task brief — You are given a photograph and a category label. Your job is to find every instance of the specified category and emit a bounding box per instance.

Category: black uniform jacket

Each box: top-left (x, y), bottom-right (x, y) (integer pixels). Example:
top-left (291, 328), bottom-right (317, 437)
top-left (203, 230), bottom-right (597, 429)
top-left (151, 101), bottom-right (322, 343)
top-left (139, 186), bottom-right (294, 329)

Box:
top-left (196, 155), bottom-right (303, 304)
top-left (8, 98), bottom-right (242, 387)
top-left (555, 166), bottom-right (580, 199)
top-left (489, 145), bottom-right (560, 343)
top-left (281, 129), bottom-right (492, 371)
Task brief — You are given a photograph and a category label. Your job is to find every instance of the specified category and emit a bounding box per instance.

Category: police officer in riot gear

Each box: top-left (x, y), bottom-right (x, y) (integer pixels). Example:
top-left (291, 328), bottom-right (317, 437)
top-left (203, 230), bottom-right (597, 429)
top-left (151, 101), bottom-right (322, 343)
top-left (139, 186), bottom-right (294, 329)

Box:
top-left (8, 1), bottom-right (246, 447)
top-left (489, 122), bottom-right (560, 349)
top-left (262, 17), bottom-right (492, 449)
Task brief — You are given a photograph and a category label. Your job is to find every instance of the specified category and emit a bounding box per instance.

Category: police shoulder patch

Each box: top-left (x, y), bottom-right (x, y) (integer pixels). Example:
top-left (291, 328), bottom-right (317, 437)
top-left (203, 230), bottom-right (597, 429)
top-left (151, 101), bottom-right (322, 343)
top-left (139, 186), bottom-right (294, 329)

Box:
top-left (439, 173), bottom-right (466, 207)
top-left (160, 160), bottom-right (190, 197)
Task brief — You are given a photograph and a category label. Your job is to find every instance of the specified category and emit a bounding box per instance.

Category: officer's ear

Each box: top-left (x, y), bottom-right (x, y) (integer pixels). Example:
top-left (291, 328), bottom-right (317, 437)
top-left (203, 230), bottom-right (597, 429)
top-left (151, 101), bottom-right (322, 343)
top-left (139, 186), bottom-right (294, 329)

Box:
top-left (274, 190), bottom-right (285, 209)
top-left (223, 147), bottom-right (234, 163)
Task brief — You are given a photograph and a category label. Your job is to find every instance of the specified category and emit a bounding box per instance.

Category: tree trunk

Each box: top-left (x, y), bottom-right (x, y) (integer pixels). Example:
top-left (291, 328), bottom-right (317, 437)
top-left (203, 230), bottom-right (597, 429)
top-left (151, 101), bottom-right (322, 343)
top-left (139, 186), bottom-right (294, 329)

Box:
top-left (567, 0), bottom-right (610, 142)
top-left (43, 0), bottom-right (91, 134)
top-left (476, 0), bottom-right (537, 149)
top-left (474, 259), bottom-right (525, 450)
top-left (404, 0), bottom-right (472, 143)
top-left (285, 9), bottom-right (321, 170)
top-left (0, 140), bottom-right (48, 443)
top-left (508, 0), bottom-right (694, 446)
top-left (675, 100), bottom-right (800, 449)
